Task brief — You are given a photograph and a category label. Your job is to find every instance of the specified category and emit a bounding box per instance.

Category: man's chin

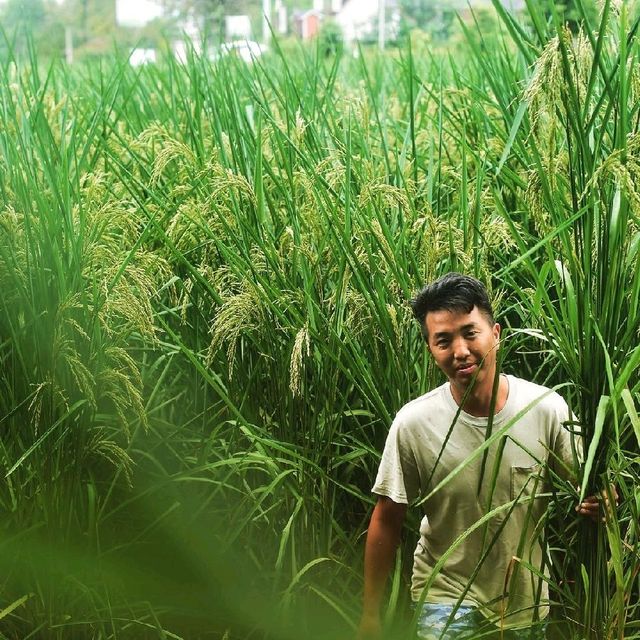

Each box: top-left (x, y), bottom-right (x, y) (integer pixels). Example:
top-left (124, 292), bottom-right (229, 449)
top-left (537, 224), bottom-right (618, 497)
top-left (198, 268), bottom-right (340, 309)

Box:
top-left (449, 377), bottom-right (476, 392)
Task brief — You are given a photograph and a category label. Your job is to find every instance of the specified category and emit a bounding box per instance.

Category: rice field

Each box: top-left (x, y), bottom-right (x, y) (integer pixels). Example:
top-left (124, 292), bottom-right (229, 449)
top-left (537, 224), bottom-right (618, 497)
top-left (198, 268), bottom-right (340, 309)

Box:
top-left (0, 1), bottom-right (639, 638)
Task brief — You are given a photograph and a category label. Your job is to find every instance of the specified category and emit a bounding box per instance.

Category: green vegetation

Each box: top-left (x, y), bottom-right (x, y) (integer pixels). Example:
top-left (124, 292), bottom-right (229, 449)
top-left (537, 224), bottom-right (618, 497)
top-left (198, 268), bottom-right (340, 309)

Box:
top-left (0, 0), bottom-right (638, 638)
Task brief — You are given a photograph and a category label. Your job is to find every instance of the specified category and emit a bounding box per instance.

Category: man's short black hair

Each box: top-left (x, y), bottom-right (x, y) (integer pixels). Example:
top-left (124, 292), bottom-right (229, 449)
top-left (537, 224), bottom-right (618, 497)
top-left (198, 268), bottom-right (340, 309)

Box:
top-left (410, 273), bottom-right (495, 339)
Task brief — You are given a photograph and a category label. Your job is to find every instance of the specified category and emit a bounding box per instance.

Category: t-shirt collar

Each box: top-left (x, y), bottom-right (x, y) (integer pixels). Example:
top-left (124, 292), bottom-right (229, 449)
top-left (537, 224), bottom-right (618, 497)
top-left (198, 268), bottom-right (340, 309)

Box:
top-left (443, 373), bottom-right (516, 427)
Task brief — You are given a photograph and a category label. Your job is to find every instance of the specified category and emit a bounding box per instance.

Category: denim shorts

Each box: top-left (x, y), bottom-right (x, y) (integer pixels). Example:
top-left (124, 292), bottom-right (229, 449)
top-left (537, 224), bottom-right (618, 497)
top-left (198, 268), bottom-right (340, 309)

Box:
top-left (414, 603), bottom-right (547, 640)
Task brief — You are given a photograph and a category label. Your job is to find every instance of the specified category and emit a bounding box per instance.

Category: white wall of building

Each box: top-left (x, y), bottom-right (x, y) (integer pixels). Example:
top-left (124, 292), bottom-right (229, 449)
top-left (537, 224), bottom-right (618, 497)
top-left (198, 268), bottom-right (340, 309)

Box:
top-left (226, 15), bottom-right (252, 40)
top-left (116, 0), bottom-right (163, 28)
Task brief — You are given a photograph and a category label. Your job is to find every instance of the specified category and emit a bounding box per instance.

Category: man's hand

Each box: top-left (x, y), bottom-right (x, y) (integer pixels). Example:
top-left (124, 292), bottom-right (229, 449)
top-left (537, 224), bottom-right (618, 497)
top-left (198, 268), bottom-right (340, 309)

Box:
top-left (576, 485), bottom-right (619, 523)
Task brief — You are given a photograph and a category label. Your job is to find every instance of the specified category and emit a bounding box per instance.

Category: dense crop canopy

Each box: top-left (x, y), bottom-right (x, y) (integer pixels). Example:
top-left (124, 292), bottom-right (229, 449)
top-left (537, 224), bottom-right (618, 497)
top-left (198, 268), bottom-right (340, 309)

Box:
top-left (0, 2), bottom-right (638, 637)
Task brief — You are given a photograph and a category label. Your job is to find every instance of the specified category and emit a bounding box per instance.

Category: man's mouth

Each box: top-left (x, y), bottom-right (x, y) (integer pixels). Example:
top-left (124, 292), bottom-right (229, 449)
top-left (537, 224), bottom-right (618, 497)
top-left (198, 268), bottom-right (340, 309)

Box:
top-left (456, 364), bottom-right (477, 375)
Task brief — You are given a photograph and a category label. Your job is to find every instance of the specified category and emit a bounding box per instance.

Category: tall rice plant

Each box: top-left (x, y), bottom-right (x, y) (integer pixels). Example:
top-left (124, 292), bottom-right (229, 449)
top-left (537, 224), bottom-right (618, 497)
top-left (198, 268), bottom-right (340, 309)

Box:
top-left (449, 1), bottom-right (640, 636)
top-left (0, 40), bottom-right (171, 636)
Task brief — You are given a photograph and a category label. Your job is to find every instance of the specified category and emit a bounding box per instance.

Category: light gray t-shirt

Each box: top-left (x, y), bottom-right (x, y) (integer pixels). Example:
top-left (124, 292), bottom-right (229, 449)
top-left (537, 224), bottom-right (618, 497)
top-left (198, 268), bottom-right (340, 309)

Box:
top-left (372, 374), bottom-right (578, 627)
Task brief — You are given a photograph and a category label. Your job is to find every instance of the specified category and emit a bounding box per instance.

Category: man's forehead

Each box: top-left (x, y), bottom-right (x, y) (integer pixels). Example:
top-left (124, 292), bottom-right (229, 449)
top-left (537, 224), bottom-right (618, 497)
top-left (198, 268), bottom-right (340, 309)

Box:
top-left (424, 306), bottom-right (489, 331)
top-left (426, 307), bottom-right (480, 322)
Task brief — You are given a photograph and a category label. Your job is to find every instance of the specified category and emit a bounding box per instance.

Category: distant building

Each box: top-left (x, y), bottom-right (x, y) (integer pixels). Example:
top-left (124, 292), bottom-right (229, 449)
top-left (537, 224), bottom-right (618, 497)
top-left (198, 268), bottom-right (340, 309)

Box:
top-left (116, 0), bottom-right (162, 28)
top-left (225, 15), bottom-right (252, 40)
top-left (334, 0), bottom-right (400, 44)
top-left (294, 10), bottom-right (322, 40)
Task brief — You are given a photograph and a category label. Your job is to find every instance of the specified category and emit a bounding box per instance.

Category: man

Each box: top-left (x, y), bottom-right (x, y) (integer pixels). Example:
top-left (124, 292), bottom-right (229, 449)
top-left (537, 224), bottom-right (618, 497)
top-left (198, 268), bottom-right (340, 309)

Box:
top-left (358, 273), bottom-right (602, 640)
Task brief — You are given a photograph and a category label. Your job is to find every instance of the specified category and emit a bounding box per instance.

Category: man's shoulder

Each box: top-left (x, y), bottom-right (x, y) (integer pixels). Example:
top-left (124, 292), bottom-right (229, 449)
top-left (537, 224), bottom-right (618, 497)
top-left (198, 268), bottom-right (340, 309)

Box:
top-left (394, 382), bottom-right (450, 425)
top-left (509, 375), bottom-right (569, 415)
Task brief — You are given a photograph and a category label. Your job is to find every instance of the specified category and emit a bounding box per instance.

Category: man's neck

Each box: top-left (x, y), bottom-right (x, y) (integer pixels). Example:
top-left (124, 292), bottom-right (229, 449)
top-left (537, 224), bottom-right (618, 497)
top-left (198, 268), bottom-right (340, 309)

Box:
top-left (451, 374), bottom-right (509, 417)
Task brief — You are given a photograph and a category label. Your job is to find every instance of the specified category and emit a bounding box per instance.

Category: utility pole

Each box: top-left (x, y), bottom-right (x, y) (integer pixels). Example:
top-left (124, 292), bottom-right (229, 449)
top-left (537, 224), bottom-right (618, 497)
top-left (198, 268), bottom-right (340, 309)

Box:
top-left (65, 26), bottom-right (74, 64)
top-left (378, 0), bottom-right (385, 50)
top-left (262, 0), bottom-right (271, 44)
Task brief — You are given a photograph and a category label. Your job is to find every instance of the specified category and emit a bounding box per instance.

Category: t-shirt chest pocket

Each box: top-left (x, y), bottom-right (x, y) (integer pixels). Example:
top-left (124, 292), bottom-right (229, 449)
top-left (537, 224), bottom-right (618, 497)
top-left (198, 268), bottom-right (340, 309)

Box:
top-left (510, 464), bottom-right (544, 503)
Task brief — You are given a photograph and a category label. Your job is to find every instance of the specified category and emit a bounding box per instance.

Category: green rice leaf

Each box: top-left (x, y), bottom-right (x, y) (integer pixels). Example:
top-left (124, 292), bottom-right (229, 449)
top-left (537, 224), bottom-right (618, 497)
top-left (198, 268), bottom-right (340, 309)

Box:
top-left (495, 100), bottom-right (527, 177)
top-left (0, 593), bottom-right (32, 621)
top-left (579, 395), bottom-right (609, 502)
top-left (621, 388), bottom-right (640, 449)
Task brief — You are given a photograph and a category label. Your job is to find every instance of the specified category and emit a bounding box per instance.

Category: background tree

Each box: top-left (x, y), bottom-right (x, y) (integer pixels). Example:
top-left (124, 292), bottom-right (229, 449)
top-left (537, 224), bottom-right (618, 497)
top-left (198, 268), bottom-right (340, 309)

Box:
top-left (0, 0), bottom-right (65, 58)
top-left (552, 0), bottom-right (598, 32)
top-left (57, 0), bottom-right (116, 56)
top-left (399, 0), bottom-right (459, 40)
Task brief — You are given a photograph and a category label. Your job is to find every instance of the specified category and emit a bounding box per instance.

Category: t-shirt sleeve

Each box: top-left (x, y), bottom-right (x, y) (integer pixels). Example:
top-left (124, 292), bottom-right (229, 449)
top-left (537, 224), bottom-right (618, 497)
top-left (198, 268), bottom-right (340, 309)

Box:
top-left (371, 416), bottom-right (421, 505)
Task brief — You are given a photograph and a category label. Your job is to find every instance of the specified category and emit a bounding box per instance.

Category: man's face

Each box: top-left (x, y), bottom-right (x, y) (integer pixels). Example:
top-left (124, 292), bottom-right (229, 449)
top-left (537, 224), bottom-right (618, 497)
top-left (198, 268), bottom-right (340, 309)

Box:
top-left (424, 306), bottom-right (501, 397)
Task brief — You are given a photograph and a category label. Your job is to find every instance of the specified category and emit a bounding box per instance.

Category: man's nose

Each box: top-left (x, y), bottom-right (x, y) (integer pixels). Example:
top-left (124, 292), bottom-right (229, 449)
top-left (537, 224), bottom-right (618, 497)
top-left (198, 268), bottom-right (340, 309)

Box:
top-left (452, 337), bottom-right (471, 359)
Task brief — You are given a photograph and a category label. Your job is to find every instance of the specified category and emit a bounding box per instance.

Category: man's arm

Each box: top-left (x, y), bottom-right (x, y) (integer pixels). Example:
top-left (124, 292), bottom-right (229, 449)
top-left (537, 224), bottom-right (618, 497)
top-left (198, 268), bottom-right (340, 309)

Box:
top-left (357, 495), bottom-right (407, 640)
